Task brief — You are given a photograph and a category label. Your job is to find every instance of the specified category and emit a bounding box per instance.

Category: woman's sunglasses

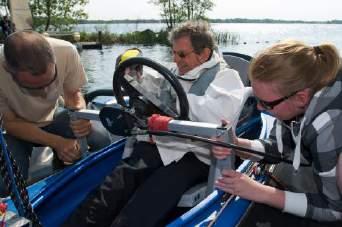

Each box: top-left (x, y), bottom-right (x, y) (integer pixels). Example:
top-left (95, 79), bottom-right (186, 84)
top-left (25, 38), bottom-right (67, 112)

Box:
top-left (255, 90), bottom-right (299, 110)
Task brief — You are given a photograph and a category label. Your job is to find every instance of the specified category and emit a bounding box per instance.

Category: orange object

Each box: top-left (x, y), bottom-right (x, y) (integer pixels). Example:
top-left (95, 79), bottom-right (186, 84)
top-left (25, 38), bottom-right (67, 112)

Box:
top-left (148, 114), bottom-right (172, 131)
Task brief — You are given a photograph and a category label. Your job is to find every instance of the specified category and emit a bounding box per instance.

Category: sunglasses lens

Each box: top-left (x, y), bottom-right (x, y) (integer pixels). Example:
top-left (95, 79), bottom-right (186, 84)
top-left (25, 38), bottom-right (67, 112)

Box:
top-left (261, 101), bottom-right (271, 110)
top-left (256, 99), bottom-right (271, 110)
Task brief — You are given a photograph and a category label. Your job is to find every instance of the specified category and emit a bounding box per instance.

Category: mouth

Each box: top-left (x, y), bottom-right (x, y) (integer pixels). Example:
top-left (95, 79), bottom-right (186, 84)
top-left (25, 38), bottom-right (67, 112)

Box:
top-left (178, 65), bottom-right (188, 75)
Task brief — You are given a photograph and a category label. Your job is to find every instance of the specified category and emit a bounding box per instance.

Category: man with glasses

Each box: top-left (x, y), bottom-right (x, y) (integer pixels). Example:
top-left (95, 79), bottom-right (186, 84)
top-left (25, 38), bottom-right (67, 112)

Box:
top-left (65, 20), bottom-right (245, 227)
top-left (0, 31), bottom-right (111, 196)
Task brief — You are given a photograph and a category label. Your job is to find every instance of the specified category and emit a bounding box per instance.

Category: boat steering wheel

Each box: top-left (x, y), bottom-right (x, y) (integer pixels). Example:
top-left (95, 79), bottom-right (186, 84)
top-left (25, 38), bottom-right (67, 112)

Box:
top-left (113, 57), bottom-right (189, 120)
top-left (99, 57), bottom-right (189, 136)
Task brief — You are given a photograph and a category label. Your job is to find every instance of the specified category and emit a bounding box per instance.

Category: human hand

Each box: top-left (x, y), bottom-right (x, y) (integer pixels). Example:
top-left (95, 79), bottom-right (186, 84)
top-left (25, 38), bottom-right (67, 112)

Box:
top-left (212, 146), bottom-right (233, 160)
top-left (212, 119), bottom-right (237, 159)
top-left (70, 119), bottom-right (92, 137)
top-left (125, 65), bottom-right (143, 82)
top-left (52, 136), bottom-right (82, 163)
top-left (215, 169), bottom-right (266, 203)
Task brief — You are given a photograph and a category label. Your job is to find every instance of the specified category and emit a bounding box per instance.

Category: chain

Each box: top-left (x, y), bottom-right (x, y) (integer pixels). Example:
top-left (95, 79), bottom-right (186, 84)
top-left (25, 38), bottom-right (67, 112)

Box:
top-left (0, 116), bottom-right (42, 226)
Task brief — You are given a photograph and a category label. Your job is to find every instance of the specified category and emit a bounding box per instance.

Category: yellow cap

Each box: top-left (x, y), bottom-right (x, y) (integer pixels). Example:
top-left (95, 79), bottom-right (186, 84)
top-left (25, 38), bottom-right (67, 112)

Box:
top-left (118, 49), bottom-right (141, 65)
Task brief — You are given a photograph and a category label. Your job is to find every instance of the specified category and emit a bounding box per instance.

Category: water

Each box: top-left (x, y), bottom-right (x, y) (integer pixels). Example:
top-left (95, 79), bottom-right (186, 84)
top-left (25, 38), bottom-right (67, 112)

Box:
top-left (77, 23), bottom-right (342, 92)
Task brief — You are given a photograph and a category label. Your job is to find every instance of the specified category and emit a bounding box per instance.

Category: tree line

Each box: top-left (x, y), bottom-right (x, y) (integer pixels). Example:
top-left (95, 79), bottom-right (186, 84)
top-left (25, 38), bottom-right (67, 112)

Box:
top-left (28, 0), bottom-right (342, 32)
top-left (79, 19), bottom-right (342, 25)
top-left (29, 0), bottom-right (214, 31)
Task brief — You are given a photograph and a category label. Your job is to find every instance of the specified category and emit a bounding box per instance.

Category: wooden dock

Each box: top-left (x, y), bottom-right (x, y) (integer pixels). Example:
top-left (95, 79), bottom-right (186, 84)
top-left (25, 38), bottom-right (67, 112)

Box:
top-left (76, 42), bottom-right (103, 50)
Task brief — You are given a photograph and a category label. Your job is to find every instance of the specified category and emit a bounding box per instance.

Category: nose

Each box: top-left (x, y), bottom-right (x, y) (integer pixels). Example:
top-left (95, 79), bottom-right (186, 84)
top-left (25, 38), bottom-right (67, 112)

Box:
top-left (173, 53), bottom-right (180, 62)
top-left (174, 56), bottom-right (183, 69)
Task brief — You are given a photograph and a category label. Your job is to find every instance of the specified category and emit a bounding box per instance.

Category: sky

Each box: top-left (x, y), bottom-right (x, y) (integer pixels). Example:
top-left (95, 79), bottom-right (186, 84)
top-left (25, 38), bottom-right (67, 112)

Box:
top-left (85, 0), bottom-right (342, 21)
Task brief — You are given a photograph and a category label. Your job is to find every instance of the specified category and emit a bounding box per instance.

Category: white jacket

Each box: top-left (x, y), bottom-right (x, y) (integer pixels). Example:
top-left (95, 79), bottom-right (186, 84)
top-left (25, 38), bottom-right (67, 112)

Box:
top-left (154, 52), bottom-right (245, 165)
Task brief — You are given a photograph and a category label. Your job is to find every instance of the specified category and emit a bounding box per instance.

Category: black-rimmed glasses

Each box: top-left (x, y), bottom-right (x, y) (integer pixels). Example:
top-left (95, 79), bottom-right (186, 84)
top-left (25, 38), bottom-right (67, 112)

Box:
top-left (13, 65), bottom-right (58, 90)
top-left (255, 90), bottom-right (299, 110)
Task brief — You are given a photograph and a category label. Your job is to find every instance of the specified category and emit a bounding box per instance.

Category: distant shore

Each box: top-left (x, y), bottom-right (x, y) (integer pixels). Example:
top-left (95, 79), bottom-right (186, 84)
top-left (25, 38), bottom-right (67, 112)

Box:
top-left (79, 18), bottom-right (342, 24)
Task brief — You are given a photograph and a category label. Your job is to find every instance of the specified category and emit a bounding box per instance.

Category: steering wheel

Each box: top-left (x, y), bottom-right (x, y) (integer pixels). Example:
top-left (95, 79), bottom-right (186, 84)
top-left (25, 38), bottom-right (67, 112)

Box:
top-left (112, 57), bottom-right (189, 120)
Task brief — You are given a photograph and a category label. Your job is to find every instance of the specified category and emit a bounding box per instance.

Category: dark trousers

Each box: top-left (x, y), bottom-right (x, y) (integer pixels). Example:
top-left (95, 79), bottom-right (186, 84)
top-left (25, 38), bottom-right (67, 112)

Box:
top-left (64, 141), bottom-right (209, 227)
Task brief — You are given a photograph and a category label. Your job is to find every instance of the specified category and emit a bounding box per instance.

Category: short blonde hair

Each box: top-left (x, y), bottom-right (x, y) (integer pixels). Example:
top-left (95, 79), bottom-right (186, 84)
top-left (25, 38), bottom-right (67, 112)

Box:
top-left (249, 40), bottom-right (341, 95)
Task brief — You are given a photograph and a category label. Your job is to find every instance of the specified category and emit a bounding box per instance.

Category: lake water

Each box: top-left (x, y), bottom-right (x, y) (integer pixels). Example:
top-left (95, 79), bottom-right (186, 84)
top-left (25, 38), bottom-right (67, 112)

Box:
top-left (76, 23), bottom-right (342, 92)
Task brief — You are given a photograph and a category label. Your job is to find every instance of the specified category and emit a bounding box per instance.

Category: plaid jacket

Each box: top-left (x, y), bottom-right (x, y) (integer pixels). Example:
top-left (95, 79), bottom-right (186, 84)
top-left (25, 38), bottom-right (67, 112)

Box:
top-left (260, 71), bottom-right (342, 221)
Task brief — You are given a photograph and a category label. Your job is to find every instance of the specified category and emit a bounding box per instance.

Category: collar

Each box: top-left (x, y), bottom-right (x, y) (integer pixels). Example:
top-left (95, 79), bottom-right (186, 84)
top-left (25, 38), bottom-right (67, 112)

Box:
top-left (177, 51), bottom-right (222, 80)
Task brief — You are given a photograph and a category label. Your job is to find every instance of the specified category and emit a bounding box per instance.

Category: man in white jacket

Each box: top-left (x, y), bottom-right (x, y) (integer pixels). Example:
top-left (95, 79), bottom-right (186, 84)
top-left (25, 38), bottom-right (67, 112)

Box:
top-left (64, 20), bottom-right (245, 227)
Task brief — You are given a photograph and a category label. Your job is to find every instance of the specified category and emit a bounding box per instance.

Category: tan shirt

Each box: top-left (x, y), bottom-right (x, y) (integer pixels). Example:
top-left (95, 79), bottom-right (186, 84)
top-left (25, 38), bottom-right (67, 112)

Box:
top-left (0, 37), bottom-right (87, 126)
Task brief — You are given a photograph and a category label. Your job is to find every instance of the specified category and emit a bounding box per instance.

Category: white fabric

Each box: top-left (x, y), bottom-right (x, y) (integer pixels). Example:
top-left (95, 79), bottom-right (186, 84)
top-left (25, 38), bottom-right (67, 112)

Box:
top-left (292, 117), bottom-right (306, 170)
top-left (318, 166), bottom-right (336, 177)
top-left (276, 120), bottom-right (283, 154)
top-left (249, 140), bottom-right (265, 161)
top-left (283, 191), bottom-right (308, 217)
top-left (155, 52), bottom-right (244, 165)
top-left (312, 112), bottom-right (331, 132)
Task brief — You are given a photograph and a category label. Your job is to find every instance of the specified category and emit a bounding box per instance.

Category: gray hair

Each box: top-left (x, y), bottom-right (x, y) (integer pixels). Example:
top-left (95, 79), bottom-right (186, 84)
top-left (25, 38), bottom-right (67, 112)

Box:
top-left (4, 30), bottom-right (55, 75)
top-left (169, 20), bottom-right (215, 54)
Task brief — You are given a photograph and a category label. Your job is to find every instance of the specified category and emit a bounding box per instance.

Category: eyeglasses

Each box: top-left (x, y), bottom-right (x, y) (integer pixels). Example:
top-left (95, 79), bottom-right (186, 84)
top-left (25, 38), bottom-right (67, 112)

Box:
top-left (255, 90), bottom-right (298, 110)
top-left (13, 65), bottom-right (58, 90)
top-left (172, 49), bottom-right (195, 58)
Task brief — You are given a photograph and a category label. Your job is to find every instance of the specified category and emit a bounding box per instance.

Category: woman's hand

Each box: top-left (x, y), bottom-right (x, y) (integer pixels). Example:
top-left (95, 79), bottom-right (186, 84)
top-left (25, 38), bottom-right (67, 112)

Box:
top-left (215, 169), bottom-right (266, 202)
top-left (215, 169), bottom-right (285, 209)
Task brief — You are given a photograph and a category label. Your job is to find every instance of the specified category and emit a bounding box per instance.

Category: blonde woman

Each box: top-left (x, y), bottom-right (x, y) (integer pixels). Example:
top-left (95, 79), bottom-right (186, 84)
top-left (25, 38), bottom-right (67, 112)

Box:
top-left (213, 40), bottom-right (342, 226)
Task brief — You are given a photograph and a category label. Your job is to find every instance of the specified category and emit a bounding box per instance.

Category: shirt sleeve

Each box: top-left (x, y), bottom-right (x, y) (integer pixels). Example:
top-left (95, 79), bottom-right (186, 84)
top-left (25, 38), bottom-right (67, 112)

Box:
top-left (0, 88), bottom-right (10, 114)
top-left (298, 110), bottom-right (342, 221)
top-left (63, 45), bottom-right (87, 92)
top-left (278, 110), bottom-right (342, 221)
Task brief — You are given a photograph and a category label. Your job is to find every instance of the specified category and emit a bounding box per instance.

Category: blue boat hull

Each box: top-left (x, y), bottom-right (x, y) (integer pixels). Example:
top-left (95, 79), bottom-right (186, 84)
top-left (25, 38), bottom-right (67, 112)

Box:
top-left (7, 139), bottom-right (126, 227)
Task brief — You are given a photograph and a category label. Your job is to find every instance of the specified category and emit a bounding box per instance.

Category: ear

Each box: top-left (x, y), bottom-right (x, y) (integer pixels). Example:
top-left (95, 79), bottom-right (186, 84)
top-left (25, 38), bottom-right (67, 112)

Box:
top-left (199, 48), bottom-right (211, 63)
top-left (294, 88), bottom-right (311, 108)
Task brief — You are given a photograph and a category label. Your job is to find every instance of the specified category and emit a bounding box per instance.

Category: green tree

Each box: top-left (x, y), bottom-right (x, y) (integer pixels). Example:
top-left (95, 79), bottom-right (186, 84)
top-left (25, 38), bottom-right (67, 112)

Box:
top-left (29, 0), bottom-right (88, 31)
top-left (183, 0), bottom-right (214, 20)
top-left (150, 0), bottom-right (214, 30)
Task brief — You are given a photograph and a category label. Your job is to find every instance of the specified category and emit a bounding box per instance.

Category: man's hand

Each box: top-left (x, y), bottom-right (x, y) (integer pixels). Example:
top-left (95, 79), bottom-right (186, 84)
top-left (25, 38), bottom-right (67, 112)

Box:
top-left (70, 118), bottom-right (92, 137)
top-left (212, 119), bottom-right (235, 159)
top-left (64, 89), bottom-right (86, 111)
top-left (64, 89), bottom-right (92, 137)
top-left (52, 136), bottom-right (82, 163)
